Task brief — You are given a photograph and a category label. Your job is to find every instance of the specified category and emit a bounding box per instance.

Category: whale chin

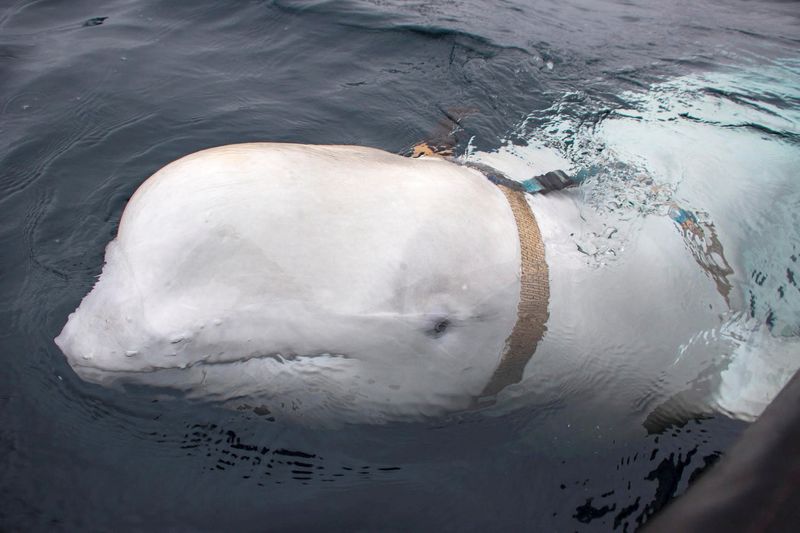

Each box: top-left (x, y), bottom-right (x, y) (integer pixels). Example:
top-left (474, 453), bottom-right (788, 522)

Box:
top-left (62, 362), bottom-right (134, 389)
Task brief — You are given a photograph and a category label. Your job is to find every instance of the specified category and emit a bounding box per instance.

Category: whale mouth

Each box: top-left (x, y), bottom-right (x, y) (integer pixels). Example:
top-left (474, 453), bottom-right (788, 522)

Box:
top-left (67, 362), bottom-right (162, 386)
top-left (67, 360), bottom-right (205, 391)
top-left (67, 351), bottom-right (354, 383)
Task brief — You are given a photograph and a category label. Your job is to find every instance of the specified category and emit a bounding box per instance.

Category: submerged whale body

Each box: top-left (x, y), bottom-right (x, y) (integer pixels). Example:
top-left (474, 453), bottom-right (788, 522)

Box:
top-left (56, 143), bottom-right (527, 422)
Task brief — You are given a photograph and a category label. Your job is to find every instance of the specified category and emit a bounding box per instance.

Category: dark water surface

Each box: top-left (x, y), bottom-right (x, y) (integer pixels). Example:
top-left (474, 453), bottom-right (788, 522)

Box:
top-left (1, 0), bottom-right (799, 531)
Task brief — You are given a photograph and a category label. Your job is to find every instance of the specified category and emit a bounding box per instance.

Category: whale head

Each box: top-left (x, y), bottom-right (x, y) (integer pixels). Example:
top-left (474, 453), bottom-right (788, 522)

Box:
top-left (55, 144), bottom-right (533, 422)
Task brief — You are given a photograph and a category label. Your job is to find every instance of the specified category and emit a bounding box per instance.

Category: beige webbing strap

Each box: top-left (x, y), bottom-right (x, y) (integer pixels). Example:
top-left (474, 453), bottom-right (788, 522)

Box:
top-left (480, 184), bottom-right (550, 398)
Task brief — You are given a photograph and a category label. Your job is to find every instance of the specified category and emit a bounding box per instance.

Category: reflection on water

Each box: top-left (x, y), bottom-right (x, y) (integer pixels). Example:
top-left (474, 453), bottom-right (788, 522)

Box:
top-left (1, 0), bottom-right (799, 530)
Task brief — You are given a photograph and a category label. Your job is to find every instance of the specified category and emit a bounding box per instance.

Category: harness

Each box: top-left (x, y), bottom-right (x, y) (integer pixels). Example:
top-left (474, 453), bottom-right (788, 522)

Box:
top-left (463, 161), bottom-right (585, 400)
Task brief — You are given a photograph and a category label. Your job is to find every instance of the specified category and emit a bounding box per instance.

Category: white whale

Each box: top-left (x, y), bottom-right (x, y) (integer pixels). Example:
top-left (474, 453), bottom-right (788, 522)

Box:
top-left (56, 78), bottom-right (800, 425)
top-left (57, 143), bottom-right (532, 422)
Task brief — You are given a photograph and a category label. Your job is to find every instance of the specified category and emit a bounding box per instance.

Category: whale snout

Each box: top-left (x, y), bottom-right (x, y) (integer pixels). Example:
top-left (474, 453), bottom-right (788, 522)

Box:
top-left (55, 308), bottom-right (148, 381)
top-left (54, 260), bottom-right (171, 381)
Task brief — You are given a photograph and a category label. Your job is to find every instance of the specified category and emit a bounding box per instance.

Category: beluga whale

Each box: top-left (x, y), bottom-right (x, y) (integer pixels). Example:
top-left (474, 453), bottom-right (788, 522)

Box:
top-left (56, 143), bottom-right (552, 423)
top-left (56, 128), bottom-right (800, 425)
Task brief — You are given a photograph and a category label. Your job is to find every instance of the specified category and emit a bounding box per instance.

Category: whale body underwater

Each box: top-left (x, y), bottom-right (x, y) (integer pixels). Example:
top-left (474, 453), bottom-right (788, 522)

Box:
top-left (55, 141), bottom-right (798, 425)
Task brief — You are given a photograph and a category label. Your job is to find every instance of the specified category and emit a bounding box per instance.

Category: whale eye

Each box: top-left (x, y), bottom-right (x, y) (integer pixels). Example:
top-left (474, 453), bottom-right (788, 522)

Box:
top-left (427, 318), bottom-right (451, 338)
